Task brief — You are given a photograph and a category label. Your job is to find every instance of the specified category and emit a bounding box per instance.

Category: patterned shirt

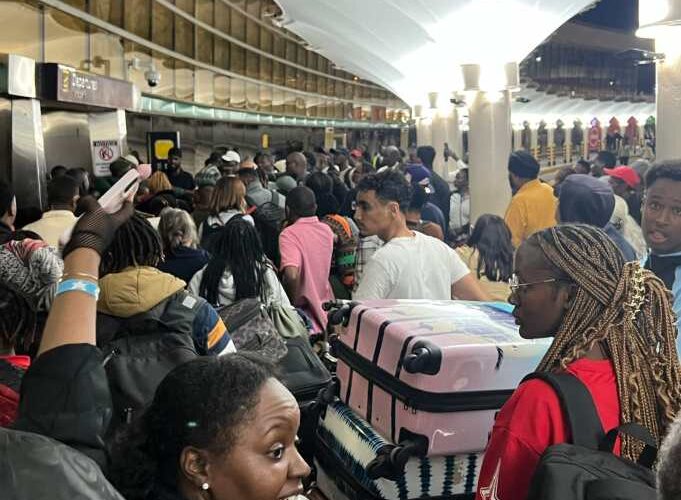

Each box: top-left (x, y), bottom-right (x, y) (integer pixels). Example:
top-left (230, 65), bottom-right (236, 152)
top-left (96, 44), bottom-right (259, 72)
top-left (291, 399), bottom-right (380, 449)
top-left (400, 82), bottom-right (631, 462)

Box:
top-left (353, 235), bottom-right (384, 292)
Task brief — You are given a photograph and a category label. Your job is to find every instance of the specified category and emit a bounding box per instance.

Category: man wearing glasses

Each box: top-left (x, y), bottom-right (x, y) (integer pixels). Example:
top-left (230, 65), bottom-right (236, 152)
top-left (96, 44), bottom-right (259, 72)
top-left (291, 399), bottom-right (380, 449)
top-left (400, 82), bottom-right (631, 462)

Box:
top-left (352, 170), bottom-right (488, 301)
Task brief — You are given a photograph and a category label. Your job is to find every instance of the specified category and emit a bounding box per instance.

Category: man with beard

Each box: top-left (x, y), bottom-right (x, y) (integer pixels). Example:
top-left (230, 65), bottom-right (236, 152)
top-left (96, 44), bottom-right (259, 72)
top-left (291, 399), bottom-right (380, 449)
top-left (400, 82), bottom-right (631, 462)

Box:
top-left (165, 147), bottom-right (195, 192)
top-left (504, 150), bottom-right (557, 248)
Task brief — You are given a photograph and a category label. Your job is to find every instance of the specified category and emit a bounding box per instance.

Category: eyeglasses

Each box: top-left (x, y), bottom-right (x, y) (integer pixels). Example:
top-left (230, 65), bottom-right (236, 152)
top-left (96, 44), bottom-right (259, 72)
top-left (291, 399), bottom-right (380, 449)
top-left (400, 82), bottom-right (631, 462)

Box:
top-left (508, 273), bottom-right (562, 294)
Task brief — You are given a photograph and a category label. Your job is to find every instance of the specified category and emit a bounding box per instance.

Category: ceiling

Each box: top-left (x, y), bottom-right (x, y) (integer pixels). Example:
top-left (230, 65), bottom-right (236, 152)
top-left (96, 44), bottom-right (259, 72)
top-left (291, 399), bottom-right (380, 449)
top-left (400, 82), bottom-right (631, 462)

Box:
top-left (274, 0), bottom-right (598, 106)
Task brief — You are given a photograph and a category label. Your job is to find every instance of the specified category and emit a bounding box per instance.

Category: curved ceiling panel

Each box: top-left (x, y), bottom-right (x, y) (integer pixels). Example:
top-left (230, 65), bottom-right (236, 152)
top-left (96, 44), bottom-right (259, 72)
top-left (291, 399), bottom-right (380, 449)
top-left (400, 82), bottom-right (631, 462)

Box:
top-left (275, 0), bottom-right (597, 105)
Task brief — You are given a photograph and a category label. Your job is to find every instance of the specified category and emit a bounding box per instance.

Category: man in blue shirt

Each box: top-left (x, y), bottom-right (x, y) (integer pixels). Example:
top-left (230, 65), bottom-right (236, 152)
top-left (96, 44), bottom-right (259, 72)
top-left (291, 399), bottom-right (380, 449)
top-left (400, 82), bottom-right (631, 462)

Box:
top-left (641, 162), bottom-right (681, 338)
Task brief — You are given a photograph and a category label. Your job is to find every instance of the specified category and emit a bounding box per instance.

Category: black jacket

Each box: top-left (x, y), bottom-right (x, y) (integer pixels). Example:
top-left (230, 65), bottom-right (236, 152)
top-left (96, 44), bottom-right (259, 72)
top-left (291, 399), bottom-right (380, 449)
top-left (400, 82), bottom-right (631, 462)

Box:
top-left (14, 344), bottom-right (112, 468)
top-left (430, 172), bottom-right (451, 234)
top-left (0, 221), bottom-right (13, 244)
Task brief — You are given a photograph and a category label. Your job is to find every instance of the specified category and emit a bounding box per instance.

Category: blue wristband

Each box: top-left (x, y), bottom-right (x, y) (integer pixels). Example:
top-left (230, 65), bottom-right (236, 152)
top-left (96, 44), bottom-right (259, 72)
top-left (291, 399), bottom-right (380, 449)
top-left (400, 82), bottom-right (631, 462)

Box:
top-left (56, 279), bottom-right (100, 300)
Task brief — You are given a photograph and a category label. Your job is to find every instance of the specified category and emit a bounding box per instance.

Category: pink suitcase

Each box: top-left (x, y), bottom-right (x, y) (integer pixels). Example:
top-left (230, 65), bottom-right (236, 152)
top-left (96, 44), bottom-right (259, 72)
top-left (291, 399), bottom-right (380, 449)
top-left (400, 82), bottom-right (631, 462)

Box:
top-left (331, 299), bottom-right (551, 457)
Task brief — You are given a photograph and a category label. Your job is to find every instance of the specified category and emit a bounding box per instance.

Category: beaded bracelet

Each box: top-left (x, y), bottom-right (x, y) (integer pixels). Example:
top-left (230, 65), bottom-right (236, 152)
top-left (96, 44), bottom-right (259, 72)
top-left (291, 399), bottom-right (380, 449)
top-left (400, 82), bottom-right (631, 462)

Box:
top-left (56, 279), bottom-right (100, 300)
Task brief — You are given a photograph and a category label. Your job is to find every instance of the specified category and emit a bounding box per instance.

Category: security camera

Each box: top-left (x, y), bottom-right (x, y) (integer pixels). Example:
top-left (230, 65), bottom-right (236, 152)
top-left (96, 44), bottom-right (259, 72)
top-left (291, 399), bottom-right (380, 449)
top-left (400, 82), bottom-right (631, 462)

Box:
top-left (144, 68), bottom-right (161, 87)
top-left (127, 57), bottom-right (161, 88)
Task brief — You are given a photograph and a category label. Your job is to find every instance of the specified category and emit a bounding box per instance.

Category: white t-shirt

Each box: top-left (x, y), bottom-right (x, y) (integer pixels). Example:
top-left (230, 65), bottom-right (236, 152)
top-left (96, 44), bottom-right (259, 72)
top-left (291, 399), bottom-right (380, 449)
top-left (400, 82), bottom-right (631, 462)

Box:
top-left (353, 231), bottom-right (470, 300)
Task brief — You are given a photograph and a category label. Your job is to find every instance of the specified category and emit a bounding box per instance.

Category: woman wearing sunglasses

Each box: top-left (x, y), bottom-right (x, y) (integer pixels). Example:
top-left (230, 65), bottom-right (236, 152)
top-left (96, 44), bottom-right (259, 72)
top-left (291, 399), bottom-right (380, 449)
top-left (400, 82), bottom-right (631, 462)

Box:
top-left (476, 224), bottom-right (681, 500)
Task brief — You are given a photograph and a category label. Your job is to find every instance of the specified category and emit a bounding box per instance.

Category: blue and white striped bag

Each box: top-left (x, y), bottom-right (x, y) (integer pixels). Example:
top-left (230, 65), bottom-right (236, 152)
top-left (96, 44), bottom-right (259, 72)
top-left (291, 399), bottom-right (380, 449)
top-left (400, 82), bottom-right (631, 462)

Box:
top-left (316, 401), bottom-right (482, 499)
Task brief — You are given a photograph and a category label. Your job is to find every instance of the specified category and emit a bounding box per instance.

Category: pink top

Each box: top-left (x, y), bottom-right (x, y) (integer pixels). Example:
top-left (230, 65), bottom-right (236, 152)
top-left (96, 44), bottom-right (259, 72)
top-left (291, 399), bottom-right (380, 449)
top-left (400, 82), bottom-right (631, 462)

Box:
top-left (279, 216), bottom-right (334, 332)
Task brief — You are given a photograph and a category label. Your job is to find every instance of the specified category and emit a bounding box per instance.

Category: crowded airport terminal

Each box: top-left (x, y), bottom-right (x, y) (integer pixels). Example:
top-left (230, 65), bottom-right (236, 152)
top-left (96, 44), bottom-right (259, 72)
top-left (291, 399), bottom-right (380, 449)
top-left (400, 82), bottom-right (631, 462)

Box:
top-left (2, 0), bottom-right (681, 499)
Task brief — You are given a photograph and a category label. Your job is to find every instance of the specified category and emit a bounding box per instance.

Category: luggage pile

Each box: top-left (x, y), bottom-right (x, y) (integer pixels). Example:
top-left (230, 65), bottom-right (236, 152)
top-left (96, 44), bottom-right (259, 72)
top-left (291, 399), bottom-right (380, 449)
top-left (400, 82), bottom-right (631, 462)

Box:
top-left (315, 299), bottom-right (552, 499)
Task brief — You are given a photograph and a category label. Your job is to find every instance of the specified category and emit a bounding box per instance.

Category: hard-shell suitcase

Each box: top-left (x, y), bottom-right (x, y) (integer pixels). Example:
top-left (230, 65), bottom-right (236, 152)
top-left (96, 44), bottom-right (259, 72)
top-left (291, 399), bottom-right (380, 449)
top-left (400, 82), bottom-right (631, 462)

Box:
top-left (331, 300), bottom-right (551, 457)
top-left (315, 400), bottom-right (480, 499)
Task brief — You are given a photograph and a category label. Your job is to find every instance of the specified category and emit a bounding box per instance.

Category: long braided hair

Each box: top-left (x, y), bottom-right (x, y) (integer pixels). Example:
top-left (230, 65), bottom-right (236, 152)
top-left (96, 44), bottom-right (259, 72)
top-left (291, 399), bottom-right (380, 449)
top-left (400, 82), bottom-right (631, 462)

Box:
top-left (100, 213), bottom-right (164, 276)
top-left (199, 217), bottom-right (271, 306)
top-left (529, 224), bottom-right (681, 459)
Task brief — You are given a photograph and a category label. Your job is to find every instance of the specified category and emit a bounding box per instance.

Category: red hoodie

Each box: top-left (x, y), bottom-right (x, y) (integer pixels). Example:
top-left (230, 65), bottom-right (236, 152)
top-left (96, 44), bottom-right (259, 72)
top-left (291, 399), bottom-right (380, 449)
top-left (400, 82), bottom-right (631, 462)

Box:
top-left (476, 358), bottom-right (621, 500)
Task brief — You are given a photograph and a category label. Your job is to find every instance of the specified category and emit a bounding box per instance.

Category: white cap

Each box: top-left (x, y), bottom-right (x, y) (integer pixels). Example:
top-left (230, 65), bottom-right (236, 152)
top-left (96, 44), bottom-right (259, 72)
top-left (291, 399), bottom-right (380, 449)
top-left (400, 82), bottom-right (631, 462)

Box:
top-left (222, 150), bottom-right (241, 163)
top-left (123, 154), bottom-right (139, 166)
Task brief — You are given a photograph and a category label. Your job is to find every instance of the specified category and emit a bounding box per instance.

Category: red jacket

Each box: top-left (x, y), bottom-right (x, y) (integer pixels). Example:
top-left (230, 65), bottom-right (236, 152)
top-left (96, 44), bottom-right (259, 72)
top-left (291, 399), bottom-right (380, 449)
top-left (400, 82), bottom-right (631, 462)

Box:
top-left (476, 358), bottom-right (621, 500)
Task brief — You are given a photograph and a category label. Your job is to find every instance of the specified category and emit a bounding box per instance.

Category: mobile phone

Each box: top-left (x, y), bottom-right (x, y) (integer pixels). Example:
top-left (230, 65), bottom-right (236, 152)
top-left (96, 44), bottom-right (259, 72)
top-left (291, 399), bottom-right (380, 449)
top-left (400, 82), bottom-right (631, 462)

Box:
top-left (98, 169), bottom-right (141, 214)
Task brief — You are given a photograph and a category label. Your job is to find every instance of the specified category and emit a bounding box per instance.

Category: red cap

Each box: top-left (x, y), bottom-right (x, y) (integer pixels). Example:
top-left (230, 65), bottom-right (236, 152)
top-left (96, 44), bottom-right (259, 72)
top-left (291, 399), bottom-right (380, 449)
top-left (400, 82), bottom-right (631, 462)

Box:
top-left (603, 166), bottom-right (640, 189)
top-left (350, 149), bottom-right (363, 158)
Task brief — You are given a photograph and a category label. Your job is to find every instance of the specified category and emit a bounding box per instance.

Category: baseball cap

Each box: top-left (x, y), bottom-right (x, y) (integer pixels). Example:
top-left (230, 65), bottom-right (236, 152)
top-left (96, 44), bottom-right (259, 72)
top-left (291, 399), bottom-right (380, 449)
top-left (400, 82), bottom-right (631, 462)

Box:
top-left (123, 154), bottom-right (140, 166)
top-left (276, 175), bottom-right (298, 195)
top-left (405, 163), bottom-right (431, 185)
top-left (222, 150), bottom-right (241, 163)
top-left (603, 166), bottom-right (640, 189)
top-left (237, 160), bottom-right (258, 173)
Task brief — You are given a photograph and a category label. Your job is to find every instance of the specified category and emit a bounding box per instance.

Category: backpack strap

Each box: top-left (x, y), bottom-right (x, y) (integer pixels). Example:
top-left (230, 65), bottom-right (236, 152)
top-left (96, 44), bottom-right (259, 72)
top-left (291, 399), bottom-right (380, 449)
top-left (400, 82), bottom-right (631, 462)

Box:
top-left (522, 372), bottom-right (605, 450)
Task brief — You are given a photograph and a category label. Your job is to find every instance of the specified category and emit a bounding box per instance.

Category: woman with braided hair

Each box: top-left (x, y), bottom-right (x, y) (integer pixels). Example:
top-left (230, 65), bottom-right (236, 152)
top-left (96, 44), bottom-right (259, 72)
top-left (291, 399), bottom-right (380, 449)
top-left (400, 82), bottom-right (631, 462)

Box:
top-left (476, 223), bottom-right (681, 500)
top-left (97, 213), bottom-right (234, 356)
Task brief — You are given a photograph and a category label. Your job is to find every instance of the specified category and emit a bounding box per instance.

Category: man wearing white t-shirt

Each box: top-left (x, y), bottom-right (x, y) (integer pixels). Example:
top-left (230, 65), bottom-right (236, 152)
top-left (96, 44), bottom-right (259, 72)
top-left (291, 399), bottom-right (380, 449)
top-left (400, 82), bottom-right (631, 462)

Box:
top-left (353, 170), bottom-right (489, 301)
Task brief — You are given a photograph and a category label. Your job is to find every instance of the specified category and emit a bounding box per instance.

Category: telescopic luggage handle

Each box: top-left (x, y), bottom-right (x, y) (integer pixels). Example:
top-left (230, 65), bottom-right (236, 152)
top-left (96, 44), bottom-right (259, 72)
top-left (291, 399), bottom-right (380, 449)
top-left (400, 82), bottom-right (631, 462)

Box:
top-left (323, 300), bottom-right (356, 328)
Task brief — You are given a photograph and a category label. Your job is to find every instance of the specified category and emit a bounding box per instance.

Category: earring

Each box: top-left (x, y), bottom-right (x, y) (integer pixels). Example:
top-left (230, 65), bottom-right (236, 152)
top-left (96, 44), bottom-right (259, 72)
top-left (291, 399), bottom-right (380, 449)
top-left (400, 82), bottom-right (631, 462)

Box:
top-left (201, 482), bottom-right (210, 491)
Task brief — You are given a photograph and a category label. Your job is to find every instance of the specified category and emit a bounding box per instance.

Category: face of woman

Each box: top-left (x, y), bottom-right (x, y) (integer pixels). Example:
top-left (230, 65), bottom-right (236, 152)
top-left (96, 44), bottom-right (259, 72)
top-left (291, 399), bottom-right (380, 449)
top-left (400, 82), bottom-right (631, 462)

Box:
top-left (202, 378), bottom-right (311, 500)
top-left (509, 243), bottom-right (573, 339)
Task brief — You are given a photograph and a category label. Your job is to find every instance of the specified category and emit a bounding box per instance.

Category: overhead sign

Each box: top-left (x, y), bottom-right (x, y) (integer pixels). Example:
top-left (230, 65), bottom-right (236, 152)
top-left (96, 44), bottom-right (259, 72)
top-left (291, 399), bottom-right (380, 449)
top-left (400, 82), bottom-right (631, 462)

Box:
top-left (40, 63), bottom-right (134, 110)
top-left (91, 139), bottom-right (120, 177)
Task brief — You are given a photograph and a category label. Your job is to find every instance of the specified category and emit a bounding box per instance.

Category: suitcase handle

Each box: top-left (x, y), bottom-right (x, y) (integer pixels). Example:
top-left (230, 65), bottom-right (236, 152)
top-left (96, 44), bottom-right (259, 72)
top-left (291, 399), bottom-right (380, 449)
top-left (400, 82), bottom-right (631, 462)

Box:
top-left (324, 300), bottom-right (356, 328)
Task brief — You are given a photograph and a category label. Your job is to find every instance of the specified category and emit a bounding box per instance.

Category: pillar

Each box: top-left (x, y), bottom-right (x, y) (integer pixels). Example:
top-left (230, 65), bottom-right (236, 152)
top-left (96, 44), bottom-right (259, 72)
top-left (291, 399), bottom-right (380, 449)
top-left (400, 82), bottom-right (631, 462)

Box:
top-left (11, 98), bottom-right (47, 212)
top-left (431, 108), bottom-right (462, 178)
top-left (431, 114), bottom-right (447, 176)
top-left (468, 90), bottom-right (512, 222)
top-left (416, 117), bottom-right (433, 149)
top-left (655, 33), bottom-right (681, 160)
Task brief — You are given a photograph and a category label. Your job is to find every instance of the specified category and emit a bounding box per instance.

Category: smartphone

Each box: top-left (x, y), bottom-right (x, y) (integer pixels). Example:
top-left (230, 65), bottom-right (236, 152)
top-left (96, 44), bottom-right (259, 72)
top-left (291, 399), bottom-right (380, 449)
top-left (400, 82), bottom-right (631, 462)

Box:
top-left (98, 169), bottom-right (141, 214)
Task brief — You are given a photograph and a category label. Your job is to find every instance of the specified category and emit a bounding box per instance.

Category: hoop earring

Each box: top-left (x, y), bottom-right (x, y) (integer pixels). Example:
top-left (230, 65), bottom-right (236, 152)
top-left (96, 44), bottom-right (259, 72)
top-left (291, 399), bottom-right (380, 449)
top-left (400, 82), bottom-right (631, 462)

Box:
top-left (202, 482), bottom-right (210, 491)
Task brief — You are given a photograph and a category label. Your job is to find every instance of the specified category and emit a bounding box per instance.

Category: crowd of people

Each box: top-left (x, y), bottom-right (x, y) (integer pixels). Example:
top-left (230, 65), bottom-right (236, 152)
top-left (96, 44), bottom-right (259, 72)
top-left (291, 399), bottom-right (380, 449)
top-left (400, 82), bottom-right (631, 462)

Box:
top-left (1, 139), bottom-right (681, 500)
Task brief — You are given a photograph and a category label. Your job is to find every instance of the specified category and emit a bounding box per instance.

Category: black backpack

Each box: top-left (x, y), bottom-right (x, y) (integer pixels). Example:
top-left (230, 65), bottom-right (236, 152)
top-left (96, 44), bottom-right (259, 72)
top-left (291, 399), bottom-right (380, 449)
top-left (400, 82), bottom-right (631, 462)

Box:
top-left (98, 291), bottom-right (201, 432)
top-left (200, 217), bottom-right (225, 249)
top-left (524, 372), bottom-right (657, 500)
top-left (247, 193), bottom-right (286, 266)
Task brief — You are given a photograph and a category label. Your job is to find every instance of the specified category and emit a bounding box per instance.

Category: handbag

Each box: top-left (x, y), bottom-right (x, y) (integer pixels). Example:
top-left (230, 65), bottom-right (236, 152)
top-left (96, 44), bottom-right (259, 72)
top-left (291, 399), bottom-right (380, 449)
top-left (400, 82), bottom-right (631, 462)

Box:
top-left (217, 298), bottom-right (287, 362)
top-left (269, 302), bottom-right (309, 339)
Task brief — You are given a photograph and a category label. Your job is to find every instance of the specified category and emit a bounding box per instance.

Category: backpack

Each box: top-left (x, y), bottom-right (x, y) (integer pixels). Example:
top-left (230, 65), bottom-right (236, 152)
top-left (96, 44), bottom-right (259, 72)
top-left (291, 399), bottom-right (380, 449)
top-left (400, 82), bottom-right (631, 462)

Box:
top-left (200, 216), bottom-right (225, 249)
top-left (246, 194), bottom-right (286, 267)
top-left (217, 297), bottom-right (287, 362)
top-left (524, 372), bottom-right (657, 500)
top-left (0, 359), bottom-right (25, 428)
top-left (99, 291), bottom-right (202, 432)
top-left (323, 214), bottom-right (358, 288)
